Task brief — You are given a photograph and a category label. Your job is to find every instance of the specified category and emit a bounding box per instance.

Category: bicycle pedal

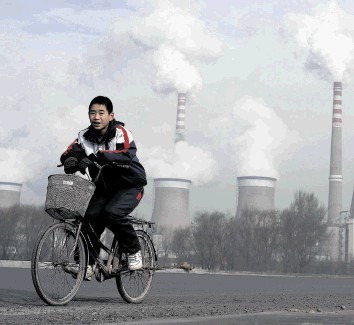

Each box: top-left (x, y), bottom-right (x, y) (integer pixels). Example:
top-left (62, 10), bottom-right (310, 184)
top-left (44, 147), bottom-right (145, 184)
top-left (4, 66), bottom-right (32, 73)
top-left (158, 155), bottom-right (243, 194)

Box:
top-left (110, 267), bottom-right (121, 274)
top-left (94, 268), bottom-right (105, 283)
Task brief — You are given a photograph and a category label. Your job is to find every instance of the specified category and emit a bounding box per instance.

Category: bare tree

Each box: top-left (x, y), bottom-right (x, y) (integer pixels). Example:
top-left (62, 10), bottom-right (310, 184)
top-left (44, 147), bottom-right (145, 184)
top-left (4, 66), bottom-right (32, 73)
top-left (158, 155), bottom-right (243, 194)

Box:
top-left (279, 190), bottom-right (327, 273)
top-left (170, 227), bottom-right (193, 264)
top-left (153, 226), bottom-right (174, 266)
top-left (192, 211), bottom-right (228, 270)
top-left (223, 218), bottom-right (239, 270)
top-left (0, 205), bottom-right (53, 260)
top-left (233, 209), bottom-right (280, 271)
top-left (17, 205), bottom-right (52, 260)
top-left (0, 207), bottom-right (22, 259)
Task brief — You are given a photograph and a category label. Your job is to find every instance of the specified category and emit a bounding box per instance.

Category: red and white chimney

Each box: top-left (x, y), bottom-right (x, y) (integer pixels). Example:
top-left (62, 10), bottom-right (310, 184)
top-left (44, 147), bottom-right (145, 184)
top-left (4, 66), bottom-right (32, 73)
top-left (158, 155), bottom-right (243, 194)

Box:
top-left (326, 81), bottom-right (343, 260)
top-left (175, 93), bottom-right (186, 143)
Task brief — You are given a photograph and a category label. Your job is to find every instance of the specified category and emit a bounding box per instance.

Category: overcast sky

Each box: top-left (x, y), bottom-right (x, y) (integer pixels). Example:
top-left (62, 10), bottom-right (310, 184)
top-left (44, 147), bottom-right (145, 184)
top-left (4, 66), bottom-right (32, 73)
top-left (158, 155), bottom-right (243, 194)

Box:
top-left (2, 0), bottom-right (354, 219)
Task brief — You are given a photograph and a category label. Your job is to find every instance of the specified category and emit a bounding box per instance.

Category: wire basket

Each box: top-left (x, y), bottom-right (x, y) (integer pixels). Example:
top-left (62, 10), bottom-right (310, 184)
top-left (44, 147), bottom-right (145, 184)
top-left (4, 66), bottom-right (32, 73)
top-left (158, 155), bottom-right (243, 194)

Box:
top-left (45, 174), bottom-right (96, 220)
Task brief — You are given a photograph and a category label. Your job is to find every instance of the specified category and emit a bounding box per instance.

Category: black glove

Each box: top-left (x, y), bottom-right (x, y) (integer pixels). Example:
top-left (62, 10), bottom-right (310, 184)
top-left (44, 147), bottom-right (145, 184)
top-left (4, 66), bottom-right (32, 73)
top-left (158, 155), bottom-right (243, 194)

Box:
top-left (64, 157), bottom-right (78, 174)
top-left (77, 155), bottom-right (95, 175)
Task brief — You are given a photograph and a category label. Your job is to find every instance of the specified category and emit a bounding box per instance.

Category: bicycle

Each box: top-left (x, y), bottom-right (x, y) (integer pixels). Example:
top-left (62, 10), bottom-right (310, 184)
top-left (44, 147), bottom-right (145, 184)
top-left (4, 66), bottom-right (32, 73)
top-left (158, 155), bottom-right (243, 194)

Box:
top-left (31, 163), bottom-right (157, 306)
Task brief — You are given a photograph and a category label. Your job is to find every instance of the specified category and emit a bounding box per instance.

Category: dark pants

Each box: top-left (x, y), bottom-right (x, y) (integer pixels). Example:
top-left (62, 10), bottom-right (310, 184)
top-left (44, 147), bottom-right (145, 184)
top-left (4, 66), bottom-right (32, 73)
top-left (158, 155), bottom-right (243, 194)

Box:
top-left (84, 186), bottom-right (144, 264)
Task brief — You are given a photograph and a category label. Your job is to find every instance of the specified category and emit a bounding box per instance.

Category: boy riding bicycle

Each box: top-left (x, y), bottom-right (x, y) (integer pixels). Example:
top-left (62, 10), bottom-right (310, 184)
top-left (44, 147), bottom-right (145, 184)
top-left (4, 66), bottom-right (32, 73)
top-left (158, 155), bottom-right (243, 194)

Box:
top-left (60, 96), bottom-right (147, 278)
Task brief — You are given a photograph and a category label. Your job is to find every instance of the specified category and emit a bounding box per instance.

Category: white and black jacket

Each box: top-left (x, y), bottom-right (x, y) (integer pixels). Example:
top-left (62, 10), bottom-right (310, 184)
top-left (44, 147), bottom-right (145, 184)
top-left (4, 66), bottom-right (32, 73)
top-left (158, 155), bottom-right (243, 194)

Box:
top-left (60, 119), bottom-right (147, 188)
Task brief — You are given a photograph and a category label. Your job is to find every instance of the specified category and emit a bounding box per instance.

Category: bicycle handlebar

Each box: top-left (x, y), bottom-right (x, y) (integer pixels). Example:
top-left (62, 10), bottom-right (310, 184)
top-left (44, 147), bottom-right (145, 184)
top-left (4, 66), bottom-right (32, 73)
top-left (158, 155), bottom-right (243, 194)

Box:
top-left (57, 159), bottom-right (129, 183)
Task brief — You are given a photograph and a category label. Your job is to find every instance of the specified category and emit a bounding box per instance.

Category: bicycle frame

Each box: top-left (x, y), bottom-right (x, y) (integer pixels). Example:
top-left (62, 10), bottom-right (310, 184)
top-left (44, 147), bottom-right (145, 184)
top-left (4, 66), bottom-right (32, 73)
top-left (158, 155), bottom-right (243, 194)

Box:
top-left (61, 218), bottom-right (117, 278)
top-left (63, 216), bottom-right (157, 281)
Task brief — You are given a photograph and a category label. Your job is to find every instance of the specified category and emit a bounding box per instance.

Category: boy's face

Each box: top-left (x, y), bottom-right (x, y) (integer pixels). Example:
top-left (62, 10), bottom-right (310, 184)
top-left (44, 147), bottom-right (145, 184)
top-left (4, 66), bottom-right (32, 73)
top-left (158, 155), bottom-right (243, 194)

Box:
top-left (89, 104), bottom-right (114, 135)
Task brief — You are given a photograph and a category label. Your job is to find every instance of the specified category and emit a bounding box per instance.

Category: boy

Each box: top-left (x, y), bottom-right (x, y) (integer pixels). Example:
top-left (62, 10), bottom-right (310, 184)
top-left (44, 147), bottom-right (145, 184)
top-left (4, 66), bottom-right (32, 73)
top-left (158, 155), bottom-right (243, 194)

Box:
top-left (60, 96), bottom-right (147, 277)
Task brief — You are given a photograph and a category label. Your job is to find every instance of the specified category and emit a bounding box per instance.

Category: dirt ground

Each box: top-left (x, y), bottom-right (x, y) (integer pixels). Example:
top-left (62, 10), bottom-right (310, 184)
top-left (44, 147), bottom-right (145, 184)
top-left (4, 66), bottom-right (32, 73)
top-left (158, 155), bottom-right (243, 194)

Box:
top-left (1, 268), bottom-right (354, 324)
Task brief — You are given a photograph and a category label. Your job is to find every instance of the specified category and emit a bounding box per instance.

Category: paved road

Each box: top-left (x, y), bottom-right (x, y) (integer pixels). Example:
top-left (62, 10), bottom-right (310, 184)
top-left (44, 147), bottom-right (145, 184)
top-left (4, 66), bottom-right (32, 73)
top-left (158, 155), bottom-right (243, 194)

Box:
top-left (1, 266), bottom-right (354, 324)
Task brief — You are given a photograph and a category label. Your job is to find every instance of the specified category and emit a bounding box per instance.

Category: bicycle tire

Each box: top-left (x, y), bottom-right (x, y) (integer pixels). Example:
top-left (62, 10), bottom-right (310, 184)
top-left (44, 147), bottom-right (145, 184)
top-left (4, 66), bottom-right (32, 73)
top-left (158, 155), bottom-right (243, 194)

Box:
top-left (31, 222), bottom-right (86, 306)
top-left (116, 230), bottom-right (155, 303)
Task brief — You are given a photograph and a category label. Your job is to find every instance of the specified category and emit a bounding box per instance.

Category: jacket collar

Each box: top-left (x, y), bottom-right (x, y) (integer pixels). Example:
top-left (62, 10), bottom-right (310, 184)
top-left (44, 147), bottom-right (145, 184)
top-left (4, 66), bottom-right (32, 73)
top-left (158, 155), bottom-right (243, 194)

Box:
top-left (83, 119), bottom-right (125, 144)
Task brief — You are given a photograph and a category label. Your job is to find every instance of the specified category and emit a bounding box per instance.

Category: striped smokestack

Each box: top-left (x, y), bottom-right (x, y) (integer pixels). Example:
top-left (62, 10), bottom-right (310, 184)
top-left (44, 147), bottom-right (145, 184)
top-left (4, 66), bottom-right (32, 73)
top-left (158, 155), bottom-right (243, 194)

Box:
top-left (151, 178), bottom-right (191, 230)
top-left (328, 81), bottom-right (343, 225)
top-left (235, 176), bottom-right (276, 219)
top-left (326, 81), bottom-right (343, 260)
top-left (175, 93), bottom-right (186, 143)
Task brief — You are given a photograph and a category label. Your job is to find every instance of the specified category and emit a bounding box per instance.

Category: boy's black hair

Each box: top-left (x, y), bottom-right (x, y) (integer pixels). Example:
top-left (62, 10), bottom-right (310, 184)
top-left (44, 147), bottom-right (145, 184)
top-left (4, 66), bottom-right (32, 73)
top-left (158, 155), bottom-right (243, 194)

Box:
top-left (89, 96), bottom-right (113, 114)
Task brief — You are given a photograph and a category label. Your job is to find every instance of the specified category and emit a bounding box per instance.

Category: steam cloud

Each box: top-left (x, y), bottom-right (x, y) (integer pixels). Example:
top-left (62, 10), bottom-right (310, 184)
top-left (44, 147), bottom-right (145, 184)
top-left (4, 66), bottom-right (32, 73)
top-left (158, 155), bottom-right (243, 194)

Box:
top-left (131, 5), bottom-right (223, 94)
top-left (234, 96), bottom-right (294, 178)
top-left (130, 3), bottom-right (222, 184)
top-left (141, 141), bottom-right (217, 186)
top-left (285, 1), bottom-right (354, 81)
top-left (210, 96), bottom-right (299, 179)
top-left (152, 44), bottom-right (202, 94)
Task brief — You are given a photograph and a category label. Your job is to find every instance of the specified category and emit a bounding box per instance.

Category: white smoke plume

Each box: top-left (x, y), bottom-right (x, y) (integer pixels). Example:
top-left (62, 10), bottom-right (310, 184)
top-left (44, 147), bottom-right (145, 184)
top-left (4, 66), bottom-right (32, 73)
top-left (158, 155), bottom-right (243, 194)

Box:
top-left (141, 141), bottom-right (217, 186)
top-left (233, 96), bottom-right (299, 178)
top-left (284, 1), bottom-right (354, 81)
top-left (131, 6), bottom-right (222, 59)
top-left (0, 148), bottom-right (30, 183)
top-left (130, 5), bottom-right (223, 94)
top-left (128, 3), bottom-right (222, 184)
top-left (209, 96), bottom-right (299, 179)
top-left (152, 44), bottom-right (202, 94)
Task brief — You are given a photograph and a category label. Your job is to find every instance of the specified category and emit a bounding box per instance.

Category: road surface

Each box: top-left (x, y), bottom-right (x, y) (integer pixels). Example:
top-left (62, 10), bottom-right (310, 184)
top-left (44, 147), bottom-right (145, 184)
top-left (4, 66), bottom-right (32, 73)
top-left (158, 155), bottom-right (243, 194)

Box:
top-left (1, 265), bottom-right (354, 324)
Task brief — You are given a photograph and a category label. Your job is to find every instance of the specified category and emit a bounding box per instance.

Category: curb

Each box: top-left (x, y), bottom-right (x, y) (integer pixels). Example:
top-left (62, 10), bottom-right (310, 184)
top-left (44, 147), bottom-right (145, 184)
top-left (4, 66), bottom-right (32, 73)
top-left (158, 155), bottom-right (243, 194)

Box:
top-left (2, 261), bottom-right (354, 279)
top-left (0, 260), bottom-right (31, 268)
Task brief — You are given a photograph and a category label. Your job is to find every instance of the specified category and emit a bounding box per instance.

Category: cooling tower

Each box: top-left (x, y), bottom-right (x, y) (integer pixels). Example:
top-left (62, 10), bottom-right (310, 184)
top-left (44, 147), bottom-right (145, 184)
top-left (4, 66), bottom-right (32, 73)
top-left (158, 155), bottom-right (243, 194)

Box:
top-left (235, 176), bottom-right (276, 219)
top-left (326, 81), bottom-right (343, 260)
top-left (175, 93), bottom-right (186, 143)
top-left (151, 178), bottom-right (191, 230)
top-left (0, 182), bottom-right (22, 208)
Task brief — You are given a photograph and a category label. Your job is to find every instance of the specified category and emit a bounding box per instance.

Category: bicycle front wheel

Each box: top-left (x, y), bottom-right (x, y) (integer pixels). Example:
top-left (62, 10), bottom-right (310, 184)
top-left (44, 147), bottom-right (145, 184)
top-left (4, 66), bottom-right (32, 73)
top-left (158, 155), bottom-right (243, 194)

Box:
top-left (116, 230), bottom-right (155, 303)
top-left (31, 222), bottom-right (86, 306)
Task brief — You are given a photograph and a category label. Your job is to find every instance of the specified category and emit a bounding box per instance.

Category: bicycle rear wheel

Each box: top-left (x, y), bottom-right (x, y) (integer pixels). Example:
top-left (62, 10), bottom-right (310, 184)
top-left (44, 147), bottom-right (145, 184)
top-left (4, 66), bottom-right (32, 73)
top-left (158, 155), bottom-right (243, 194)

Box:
top-left (31, 222), bottom-right (86, 306)
top-left (116, 230), bottom-right (155, 303)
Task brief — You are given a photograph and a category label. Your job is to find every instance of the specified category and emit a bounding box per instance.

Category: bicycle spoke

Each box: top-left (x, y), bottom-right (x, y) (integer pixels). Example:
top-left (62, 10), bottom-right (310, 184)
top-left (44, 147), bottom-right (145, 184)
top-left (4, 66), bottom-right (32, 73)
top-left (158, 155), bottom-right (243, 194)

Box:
top-left (116, 230), bottom-right (155, 303)
top-left (31, 223), bottom-right (86, 305)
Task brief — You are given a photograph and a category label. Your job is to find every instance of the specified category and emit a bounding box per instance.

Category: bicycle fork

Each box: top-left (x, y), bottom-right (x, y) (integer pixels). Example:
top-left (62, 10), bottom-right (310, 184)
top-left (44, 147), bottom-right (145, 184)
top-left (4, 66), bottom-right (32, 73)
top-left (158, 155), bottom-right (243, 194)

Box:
top-left (69, 222), bottom-right (83, 260)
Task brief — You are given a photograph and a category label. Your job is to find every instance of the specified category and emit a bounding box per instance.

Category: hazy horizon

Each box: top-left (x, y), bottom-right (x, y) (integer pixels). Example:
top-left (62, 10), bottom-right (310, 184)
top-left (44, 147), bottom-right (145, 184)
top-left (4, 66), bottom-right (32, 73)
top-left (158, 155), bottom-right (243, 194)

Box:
top-left (2, 0), bottom-right (354, 219)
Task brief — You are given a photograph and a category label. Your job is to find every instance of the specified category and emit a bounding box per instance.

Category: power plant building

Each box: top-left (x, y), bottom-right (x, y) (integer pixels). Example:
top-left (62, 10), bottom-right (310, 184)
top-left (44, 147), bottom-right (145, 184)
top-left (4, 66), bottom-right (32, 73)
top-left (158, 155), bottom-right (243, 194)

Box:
top-left (236, 176), bottom-right (276, 219)
top-left (151, 178), bottom-right (192, 230)
top-left (151, 93), bottom-right (192, 231)
top-left (0, 182), bottom-right (22, 208)
top-left (344, 190), bottom-right (354, 262)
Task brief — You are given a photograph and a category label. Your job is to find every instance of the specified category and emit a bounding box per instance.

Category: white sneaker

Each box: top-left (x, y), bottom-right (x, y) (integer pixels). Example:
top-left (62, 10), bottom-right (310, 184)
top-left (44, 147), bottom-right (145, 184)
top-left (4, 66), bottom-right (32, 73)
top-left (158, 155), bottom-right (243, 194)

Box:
top-left (64, 263), bottom-right (79, 276)
top-left (85, 265), bottom-right (94, 281)
top-left (128, 251), bottom-right (142, 270)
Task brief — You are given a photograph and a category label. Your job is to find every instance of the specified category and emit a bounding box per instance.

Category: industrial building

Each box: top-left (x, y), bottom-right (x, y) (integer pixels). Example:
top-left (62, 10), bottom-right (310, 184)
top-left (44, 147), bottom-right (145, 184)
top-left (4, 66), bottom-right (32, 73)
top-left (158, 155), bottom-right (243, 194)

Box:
top-left (151, 93), bottom-right (192, 231)
top-left (0, 182), bottom-right (22, 208)
top-left (319, 81), bottom-right (354, 263)
top-left (343, 192), bottom-right (354, 262)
